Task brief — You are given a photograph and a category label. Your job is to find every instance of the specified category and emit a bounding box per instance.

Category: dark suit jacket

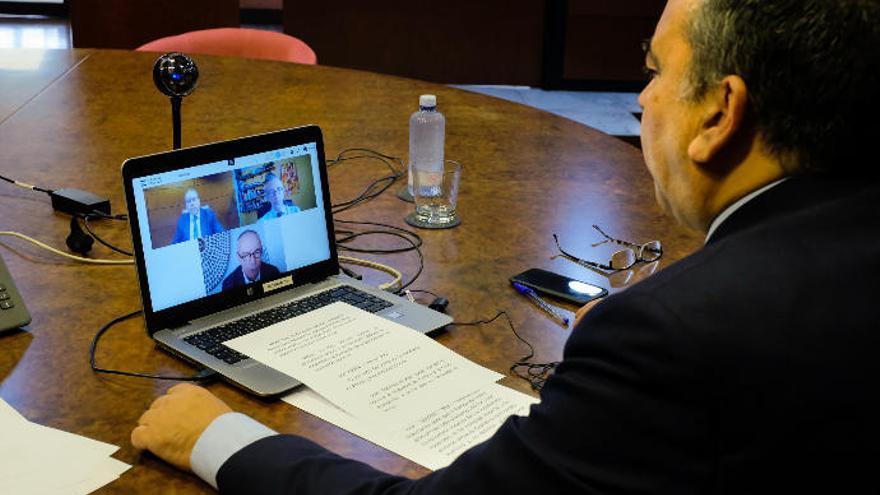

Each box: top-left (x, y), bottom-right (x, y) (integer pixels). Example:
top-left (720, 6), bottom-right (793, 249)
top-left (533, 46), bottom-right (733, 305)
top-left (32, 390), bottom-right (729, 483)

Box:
top-left (171, 207), bottom-right (225, 244)
top-left (217, 175), bottom-right (880, 494)
top-left (220, 262), bottom-right (281, 291)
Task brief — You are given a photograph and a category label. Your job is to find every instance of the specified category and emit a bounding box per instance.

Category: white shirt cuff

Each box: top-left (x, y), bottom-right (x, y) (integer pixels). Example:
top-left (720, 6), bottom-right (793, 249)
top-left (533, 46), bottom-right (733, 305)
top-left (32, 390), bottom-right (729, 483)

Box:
top-left (190, 412), bottom-right (277, 489)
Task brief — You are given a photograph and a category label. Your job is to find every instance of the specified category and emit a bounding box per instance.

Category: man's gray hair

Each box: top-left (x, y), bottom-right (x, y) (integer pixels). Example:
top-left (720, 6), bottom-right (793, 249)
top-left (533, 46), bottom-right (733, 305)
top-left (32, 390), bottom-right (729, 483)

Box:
top-left (237, 229), bottom-right (260, 243)
top-left (684, 0), bottom-right (880, 173)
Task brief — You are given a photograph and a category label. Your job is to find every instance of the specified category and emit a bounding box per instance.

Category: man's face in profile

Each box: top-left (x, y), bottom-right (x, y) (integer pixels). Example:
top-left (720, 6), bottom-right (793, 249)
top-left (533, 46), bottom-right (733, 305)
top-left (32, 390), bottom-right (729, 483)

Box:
top-left (237, 231), bottom-right (263, 281)
top-left (638, 0), bottom-right (708, 230)
top-left (184, 189), bottom-right (201, 216)
top-left (264, 178), bottom-right (286, 212)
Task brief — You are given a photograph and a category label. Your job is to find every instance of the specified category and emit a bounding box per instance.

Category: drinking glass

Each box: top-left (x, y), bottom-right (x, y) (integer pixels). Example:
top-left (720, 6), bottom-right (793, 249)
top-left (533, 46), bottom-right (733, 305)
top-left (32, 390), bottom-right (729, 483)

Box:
top-left (410, 159), bottom-right (461, 227)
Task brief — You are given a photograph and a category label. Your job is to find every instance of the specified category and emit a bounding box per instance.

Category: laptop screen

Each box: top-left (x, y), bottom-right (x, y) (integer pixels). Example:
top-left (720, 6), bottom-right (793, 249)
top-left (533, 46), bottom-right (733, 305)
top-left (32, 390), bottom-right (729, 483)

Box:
top-left (128, 141), bottom-right (330, 312)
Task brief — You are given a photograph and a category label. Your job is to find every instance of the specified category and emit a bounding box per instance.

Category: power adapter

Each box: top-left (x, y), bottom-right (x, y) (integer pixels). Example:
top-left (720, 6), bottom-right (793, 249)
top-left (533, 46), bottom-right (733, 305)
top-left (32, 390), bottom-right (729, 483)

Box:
top-left (50, 188), bottom-right (111, 216)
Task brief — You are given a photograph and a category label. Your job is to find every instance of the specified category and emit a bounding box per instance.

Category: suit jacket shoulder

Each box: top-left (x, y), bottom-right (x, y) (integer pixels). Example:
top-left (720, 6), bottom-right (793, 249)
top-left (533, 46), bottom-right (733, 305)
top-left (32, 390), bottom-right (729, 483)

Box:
top-left (221, 266), bottom-right (243, 291)
top-left (260, 262), bottom-right (280, 279)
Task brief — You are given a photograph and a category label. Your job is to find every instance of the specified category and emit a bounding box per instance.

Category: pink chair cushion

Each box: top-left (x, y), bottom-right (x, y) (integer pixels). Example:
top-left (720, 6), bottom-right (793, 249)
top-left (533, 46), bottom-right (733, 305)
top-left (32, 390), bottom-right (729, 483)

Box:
top-left (136, 28), bottom-right (317, 65)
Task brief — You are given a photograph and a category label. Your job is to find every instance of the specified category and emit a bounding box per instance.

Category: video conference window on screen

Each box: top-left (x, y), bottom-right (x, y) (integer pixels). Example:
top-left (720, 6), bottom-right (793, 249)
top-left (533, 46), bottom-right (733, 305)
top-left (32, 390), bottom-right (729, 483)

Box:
top-left (131, 143), bottom-right (331, 313)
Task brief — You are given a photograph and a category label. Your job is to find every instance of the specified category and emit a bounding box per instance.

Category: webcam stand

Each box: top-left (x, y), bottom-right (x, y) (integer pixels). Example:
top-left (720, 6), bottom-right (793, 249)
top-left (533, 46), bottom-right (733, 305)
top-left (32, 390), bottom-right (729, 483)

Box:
top-left (171, 96), bottom-right (182, 150)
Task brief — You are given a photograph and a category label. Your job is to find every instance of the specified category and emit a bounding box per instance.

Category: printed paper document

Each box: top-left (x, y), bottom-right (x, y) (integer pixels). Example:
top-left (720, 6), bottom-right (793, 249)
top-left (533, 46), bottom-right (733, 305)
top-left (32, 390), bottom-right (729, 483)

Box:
top-left (284, 382), bottom-right (538, 470)
top-left (227, 302), bottom-right (539, 469)
top-left (227, 302), bottom-right (504, 424)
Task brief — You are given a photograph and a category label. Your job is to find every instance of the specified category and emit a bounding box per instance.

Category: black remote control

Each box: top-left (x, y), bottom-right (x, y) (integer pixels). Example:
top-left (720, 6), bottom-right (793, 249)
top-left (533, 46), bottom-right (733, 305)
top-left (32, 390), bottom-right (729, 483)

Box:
top-left (0, 252), bottom-right (30, 332)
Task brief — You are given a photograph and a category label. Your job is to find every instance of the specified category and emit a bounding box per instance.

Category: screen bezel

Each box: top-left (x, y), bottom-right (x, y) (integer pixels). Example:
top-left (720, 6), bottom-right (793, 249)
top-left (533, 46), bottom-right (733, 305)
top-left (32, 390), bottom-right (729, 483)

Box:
top-left (122, 125), bottom-right (338, 334)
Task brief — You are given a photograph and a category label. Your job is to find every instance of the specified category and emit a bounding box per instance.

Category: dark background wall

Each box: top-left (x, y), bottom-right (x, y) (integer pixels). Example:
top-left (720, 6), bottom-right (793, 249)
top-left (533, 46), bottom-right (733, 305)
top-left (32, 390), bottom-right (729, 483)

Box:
top-left (59, 0), bottom-right (662, 89)
top-left (283, 0), bottom-right (546, 86)
top-left (69, 0), bottom-right (239, 50)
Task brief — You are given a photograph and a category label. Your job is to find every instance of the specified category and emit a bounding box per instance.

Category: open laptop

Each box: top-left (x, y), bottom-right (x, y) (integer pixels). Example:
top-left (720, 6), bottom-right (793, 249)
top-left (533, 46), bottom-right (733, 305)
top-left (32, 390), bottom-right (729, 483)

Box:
top-left (122, 125), bottom-right (451, 396)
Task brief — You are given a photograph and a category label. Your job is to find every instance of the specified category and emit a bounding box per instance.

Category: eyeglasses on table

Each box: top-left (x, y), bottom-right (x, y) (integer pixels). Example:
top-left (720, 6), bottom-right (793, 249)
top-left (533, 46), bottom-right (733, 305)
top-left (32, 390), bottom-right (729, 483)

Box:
top-left (553, 225), bottom-right (662, 272)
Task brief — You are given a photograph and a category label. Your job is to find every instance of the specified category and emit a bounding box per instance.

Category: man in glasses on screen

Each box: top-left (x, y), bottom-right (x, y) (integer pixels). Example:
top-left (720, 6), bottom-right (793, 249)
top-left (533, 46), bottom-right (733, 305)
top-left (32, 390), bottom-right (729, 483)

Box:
top-left (132, 0), bottom-right (880, 492)
top-left (258, 173), bottom-right (300, 220)
top-left (221, 230), bottom-right (280, 291)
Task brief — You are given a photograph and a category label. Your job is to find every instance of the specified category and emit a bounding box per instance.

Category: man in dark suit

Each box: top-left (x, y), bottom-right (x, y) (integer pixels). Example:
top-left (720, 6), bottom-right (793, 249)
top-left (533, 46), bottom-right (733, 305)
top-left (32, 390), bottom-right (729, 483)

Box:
top-left (170, 188), bottom-right (225, 244)
top-left (131, 0), bottom-right (880, 492)
top-left (220, 230), bottom-right (280, 290)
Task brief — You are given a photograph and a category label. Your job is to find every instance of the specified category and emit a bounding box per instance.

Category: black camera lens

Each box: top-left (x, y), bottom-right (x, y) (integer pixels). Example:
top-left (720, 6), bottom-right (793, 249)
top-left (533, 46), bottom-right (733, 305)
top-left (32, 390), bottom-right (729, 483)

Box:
top-left (152, 52), bottom-right (199, 97)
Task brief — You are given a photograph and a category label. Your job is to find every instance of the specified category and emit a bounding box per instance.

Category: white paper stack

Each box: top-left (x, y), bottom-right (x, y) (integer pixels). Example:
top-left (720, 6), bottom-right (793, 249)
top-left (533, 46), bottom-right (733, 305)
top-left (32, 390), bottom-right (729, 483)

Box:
top-left (0, 397), bottom-right (130, 494)
top-left (226, 302), bottom-right (540, 471)
top-left (283, 381), bottom-right (537, 470)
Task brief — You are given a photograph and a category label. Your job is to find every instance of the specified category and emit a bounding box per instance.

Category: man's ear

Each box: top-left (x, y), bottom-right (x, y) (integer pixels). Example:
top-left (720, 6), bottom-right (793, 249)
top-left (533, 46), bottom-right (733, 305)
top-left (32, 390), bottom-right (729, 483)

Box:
top-left (687, 75), bottom-right (748, 163)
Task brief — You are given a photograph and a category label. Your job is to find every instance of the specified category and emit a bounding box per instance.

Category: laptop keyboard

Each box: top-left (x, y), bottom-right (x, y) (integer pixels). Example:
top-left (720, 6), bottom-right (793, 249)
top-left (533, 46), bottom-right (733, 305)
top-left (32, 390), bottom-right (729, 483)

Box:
top-left (183, 285), bottom-right (393, 365)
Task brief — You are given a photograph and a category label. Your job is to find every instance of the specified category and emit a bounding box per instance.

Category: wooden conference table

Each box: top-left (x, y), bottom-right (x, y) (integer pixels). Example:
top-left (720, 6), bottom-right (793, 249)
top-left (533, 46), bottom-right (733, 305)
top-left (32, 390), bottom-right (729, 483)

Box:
top-left (0, 49), bottom-right (702, 493)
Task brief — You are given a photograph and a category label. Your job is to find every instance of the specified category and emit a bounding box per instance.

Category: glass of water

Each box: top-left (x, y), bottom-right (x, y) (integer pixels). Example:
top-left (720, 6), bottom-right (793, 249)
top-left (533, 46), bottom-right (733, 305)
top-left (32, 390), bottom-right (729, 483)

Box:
top-left (411, 159), bottom-right (461, 227)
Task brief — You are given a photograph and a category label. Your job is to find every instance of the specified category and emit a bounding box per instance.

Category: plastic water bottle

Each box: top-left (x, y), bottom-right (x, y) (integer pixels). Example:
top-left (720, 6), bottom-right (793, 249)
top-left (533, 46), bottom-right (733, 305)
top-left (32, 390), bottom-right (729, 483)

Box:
top-left (408, 94), bottom-right (445, 196)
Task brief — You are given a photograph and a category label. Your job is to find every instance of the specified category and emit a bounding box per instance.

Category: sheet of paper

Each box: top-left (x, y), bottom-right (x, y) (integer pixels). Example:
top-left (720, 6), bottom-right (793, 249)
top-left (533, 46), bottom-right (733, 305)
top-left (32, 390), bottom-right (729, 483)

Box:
top-left (284, 382), bottom-right (539, 470)
top-left (0, 397), bottom-right (130, 494)
top-left (228, 302), bottom-right (503, 423)
top-left (4, 458), bottom-right (126, 495)
top-left (44, 458), bottom-right (131, 495)
top-left (0, 396), bottom-right (26, 423)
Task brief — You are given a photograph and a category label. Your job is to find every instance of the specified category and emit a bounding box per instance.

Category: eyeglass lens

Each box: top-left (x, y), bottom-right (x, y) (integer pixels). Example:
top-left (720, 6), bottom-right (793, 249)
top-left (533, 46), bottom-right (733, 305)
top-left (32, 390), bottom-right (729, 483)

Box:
top-left (609, 249), bottom-right (636, 270)
top-left (638, 240), bottom-right (662, 262)
top-left (239, 248), bottom-right (263, 260)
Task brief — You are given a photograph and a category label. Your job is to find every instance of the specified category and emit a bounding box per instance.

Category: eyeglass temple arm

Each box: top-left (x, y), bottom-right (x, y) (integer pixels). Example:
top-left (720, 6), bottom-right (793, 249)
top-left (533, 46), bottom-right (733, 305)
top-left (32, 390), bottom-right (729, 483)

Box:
top-left (553, 234), bottom-right (580, 260)
top-left (592, 224), bottom-right (644, 250)
top-left (572, 257), bottom-right (615, 271)
top-left (553, 234), bottom-right (616, 271)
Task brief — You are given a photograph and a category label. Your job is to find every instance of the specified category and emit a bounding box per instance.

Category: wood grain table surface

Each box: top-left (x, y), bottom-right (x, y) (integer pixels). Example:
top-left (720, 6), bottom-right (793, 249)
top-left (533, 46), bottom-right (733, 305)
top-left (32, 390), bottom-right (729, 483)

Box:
top-left (0, 49), bottom-right (702, 493)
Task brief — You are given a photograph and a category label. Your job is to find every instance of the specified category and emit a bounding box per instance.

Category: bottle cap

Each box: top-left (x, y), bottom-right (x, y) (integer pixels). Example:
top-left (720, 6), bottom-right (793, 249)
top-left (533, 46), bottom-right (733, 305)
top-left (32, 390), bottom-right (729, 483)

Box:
top-left (419, 94), bottom-right (437, 108)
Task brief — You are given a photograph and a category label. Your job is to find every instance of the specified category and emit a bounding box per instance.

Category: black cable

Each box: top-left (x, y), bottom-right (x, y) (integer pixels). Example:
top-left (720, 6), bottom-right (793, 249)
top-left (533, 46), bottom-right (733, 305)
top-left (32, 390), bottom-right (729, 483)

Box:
top-left (451, 311), bottom-right (560, 391)
top-left (332, 175), bottom-right (399, 214)
top-left (327, 148), bottom-right (405, 214)
top-left (90, 309), bottom-right (218, 382)
top-left (336, 229), bottom-right (422, 254)
top-left (339, 263), bottom-right (363, 280)
top-left (325, 149), bottom-right (426, 293)
top-left (327, 148), bottom-right (405, 174)
top-left (334, 220), bottom-right (424, 293)
top-left (398, 242), bottom-right (424, 293)
top-left (336, 232), bottom-right (423, 292)
top-left (87, 209), bottom-right (128, 221)
top-left (0, 173), bottom-right (53, 194)
top-left (335, 219), bottom-right (423, 251)
top-left (81, 213), bottom-right (134, 256)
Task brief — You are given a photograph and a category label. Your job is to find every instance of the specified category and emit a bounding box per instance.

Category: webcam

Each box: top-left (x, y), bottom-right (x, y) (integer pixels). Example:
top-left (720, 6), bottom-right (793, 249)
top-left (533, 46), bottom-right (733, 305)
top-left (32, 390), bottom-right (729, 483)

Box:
top-left (152, 52), bottom-right (199, 97)
top-left (151, 52), bottom-right (198, 149)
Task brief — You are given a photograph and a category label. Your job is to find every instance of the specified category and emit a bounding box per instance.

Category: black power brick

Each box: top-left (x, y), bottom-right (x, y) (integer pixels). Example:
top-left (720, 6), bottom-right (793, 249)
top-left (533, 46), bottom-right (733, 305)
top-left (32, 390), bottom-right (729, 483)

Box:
top-left (50, 188), bottom-right (111, 216)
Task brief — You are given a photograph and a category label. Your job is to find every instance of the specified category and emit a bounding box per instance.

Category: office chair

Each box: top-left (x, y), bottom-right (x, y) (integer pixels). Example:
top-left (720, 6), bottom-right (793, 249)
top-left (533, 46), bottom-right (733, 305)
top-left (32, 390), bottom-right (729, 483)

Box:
top-left (136, 27), bottom-right (317, 64)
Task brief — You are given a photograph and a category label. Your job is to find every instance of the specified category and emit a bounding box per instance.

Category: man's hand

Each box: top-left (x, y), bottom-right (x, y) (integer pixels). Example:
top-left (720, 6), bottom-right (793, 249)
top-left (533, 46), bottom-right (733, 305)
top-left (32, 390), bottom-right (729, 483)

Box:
top-left (131, 384), bottom-right (232, 471)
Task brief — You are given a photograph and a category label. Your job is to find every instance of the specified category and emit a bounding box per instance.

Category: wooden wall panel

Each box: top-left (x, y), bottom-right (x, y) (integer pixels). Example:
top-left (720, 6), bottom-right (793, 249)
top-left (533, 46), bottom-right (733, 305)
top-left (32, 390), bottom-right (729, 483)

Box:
top-left (70, 0), bottom-right (239, 49)
top-left (562, 0), bottom-right (664, 82)
top-left (283, 0), bottom-right (545, 85)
